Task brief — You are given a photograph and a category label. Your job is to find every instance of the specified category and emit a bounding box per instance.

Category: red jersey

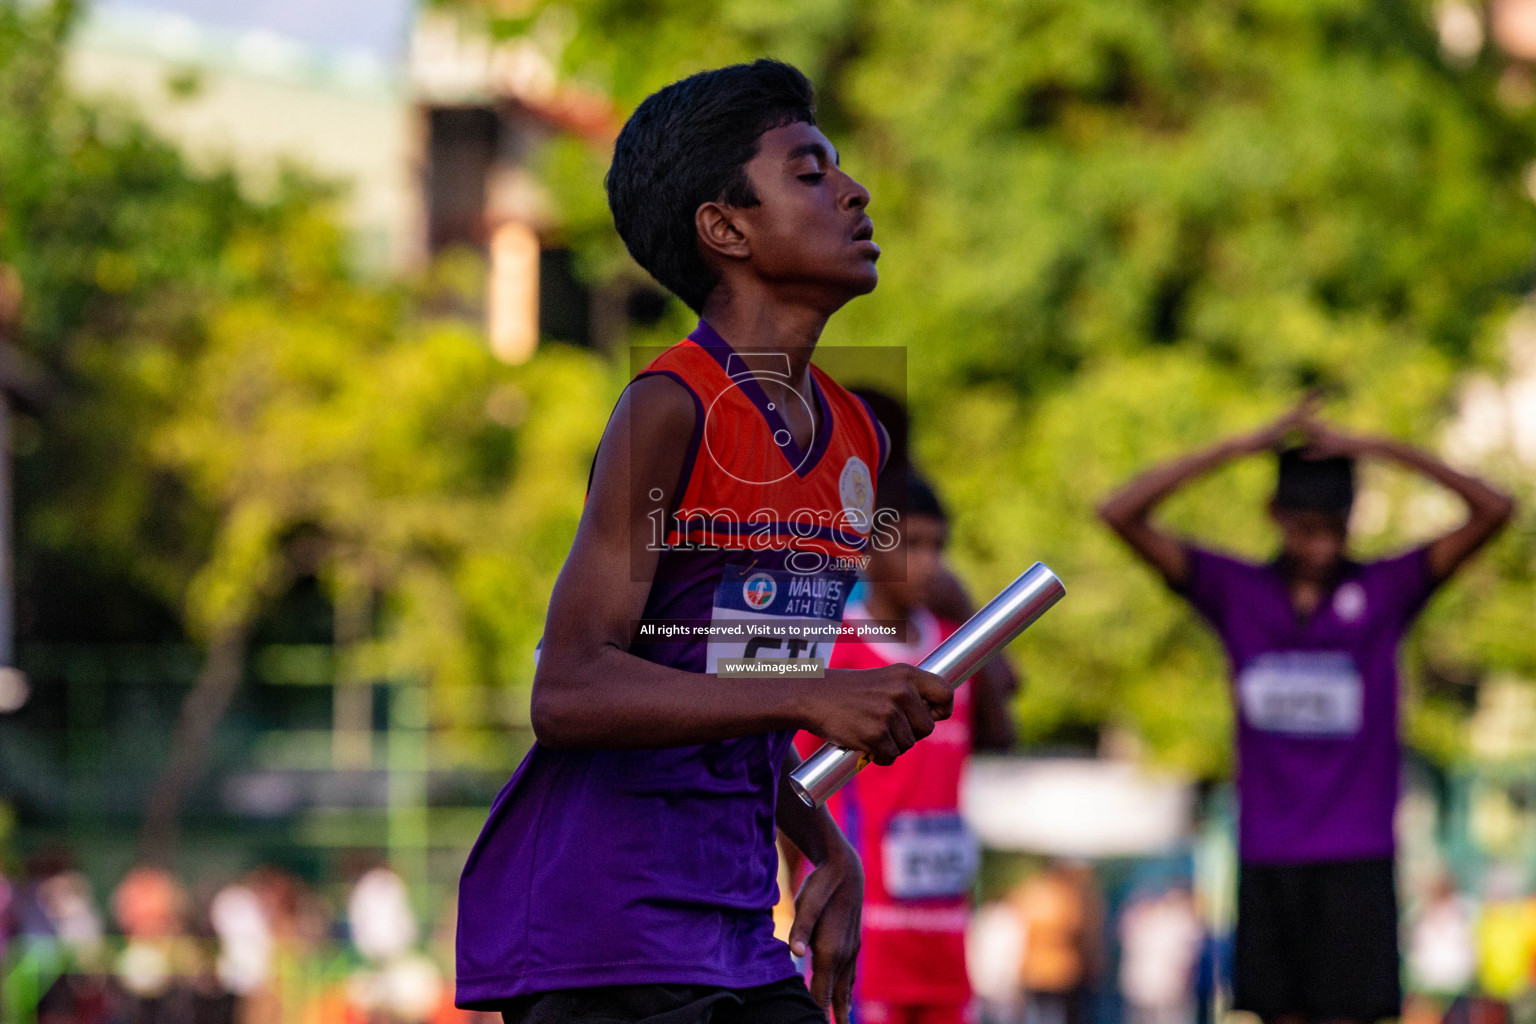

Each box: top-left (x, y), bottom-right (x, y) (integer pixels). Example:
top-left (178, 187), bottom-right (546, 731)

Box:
top-left (796, 603), bottom-right (978, 1007)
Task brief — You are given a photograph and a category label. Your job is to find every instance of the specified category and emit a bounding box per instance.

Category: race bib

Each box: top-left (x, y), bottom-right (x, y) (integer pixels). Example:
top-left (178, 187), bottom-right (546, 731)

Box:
top-left (705, 565), bottom-right (850, 672)
top-left (881, 812), bottom-right (980, 900)
top-left (1238, 651), bottom-right (1363, 736)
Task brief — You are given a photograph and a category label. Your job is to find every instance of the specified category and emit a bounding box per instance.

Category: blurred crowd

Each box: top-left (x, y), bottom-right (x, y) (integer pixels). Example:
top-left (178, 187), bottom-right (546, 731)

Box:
top-left (0, 851), bottom-right (495, 1024)
top-left (13, 848), bottom-right (1536, 1024)
top-left (968, 862), bottom-right (1217, 1024)
top-left (1404, 867), bottom-right (1536, 1024)
top-left (964, 859), bottom-right (1536, 1024)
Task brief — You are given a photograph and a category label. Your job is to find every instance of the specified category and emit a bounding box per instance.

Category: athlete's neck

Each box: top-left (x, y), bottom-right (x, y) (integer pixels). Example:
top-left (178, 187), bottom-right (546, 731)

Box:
top-left (1280, 555), bottom-right (1344, 619)
top-left (699, 290), bottom-right (830, 385)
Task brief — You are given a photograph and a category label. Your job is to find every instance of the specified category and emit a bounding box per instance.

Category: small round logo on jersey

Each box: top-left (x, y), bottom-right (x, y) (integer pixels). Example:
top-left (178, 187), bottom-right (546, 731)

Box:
top-left (1333, 581), bottom-right (1367, 623)
top-left (839, 456), bottom-right (874, 535)
top-left (743, 572), bottom-right (777, 610)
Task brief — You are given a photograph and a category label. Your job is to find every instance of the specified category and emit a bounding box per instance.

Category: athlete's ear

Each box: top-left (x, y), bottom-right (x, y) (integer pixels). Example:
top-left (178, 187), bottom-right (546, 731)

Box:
top-left (696, 201), bottom-right (752, 262)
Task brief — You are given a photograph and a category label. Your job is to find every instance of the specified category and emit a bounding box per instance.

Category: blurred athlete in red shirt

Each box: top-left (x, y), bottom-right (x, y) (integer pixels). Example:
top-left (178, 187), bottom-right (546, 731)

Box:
top-left (796, 470), bottom-right (1018, 1024)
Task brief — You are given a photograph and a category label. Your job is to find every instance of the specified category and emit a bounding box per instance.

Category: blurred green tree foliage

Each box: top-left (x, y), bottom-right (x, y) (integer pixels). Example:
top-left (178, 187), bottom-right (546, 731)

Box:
top-left (0, 1), bottom-right (614, 855)
top-left (456, 0), bottom-right (1536, 775)
top-left (2, 0), bottom-right (1534, 816)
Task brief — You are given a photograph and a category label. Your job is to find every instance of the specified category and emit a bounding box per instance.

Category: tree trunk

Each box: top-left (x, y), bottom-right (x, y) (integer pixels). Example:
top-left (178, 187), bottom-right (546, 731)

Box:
top-left (138, 624), bottom-right (248, 867)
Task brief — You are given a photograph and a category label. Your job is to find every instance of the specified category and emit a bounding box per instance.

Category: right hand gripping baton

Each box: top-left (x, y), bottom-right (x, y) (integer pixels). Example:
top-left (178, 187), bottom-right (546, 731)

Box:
top-left (787, 561), bottom-right (1066, 808)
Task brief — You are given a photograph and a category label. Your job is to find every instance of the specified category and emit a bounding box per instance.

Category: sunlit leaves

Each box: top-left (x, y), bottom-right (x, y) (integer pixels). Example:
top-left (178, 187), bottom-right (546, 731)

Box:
top-left (477, 0), bottom-right (1536, 774)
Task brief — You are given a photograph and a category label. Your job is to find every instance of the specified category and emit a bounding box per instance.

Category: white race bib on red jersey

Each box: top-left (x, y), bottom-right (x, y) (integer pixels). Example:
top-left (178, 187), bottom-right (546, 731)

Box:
top-left (881, 812), bottom-right (980, 900)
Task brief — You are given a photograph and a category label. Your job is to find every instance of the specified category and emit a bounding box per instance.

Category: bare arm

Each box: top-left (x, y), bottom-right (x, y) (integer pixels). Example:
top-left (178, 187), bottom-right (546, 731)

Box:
top-left (1097, 400), bottom-right (1315, 588)
top-left (531, 375), bottom-right (954, 761)
top-left (777, 750), bottom-right (862, 1024)
top-left (1306, 425), bottom-right (1515, 583)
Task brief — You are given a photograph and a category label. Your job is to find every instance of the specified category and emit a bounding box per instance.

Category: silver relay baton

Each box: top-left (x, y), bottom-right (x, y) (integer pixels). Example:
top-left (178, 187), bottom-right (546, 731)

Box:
top-left (788, 561), bottom-right (1066, 808)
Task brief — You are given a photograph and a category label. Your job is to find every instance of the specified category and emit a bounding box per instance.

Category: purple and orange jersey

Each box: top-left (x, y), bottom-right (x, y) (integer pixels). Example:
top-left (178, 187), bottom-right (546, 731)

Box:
top-left (456, 321), bottom-right (885, 1006)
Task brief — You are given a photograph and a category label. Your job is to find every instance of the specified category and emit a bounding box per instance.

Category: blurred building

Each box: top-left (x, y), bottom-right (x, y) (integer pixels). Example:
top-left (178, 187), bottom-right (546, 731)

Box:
top-left (63, 0), bottom-right (622, 361)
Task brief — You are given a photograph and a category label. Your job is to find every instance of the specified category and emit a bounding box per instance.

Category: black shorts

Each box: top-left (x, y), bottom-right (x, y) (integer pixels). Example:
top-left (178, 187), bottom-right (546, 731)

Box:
top-left (1234, 857), bottom-right (1401, 1022)
top-left (496, 977), bottom-right (825, 1024)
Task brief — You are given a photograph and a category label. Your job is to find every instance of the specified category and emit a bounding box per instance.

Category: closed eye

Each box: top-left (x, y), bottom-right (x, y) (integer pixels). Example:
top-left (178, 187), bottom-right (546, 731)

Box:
top-left (798, 172), bottom-right (826, 183)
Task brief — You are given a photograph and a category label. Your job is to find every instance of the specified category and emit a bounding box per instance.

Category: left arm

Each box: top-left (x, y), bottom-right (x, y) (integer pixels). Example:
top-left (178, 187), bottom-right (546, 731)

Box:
top-left (777, 750), bottom-right (864, 1024)
top-left (1308, 425), bottom-right (1516, 583)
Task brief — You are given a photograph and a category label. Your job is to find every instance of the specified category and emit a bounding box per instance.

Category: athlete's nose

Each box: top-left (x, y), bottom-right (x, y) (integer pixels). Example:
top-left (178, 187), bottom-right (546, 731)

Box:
top-left (842, 172), bottom-right (870, 211)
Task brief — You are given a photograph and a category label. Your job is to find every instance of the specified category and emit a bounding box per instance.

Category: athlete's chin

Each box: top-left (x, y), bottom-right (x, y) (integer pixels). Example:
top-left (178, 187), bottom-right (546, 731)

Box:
top-left (825, 249), bottom-right (880, 291)
top-left (845, 263), bottom-right (879, 295)
top-left (784, 265), bottom-right (878, 309)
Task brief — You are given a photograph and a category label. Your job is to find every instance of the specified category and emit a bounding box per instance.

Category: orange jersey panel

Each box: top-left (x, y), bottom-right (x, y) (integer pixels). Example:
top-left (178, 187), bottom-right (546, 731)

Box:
top-left (640, 322), bottom-right (886, 570)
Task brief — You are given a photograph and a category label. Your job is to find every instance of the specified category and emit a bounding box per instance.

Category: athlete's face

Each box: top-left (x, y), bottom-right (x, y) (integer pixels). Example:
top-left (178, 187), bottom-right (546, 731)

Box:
top-left (730, 122), bottom-right (879, 302)
top-left (868, 513), bottom-right (947, 616)
top-left (1270, 505), bottom-right (1349, 582)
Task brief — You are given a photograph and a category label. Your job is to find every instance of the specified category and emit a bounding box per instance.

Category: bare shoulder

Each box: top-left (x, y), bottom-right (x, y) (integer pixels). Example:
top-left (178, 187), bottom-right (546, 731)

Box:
top-left (583, 373), bottom-right (699, 515)
top-left (617, 373), bottom-right (698, 447)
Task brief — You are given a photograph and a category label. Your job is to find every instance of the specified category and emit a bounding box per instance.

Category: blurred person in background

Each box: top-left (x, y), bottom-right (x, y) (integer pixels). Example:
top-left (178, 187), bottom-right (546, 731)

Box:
top-left (209, 881), bottom-right (273, 1010)
top-left (247, 865), bottom-right (330, 954)
top-left (795, 468), bottom-right (1017, 1024)
top-left (245, 866), bottom-right (331, 1024)
top-left (12, 847), bottom-right (116, 1024)
top-left (13, 847), bottom-right (76, 941)
top-left (846, 390), bottom-right (1021, 748)
top-left (968, 899), bottom-right (1028, 1024)
top-left (1473, 865), bottom-right (1536, 1008)
top-left (182, 884), bottom-right (239, 1024)
top-left (112, 865), bottom-right (195, 1022)
top-left (38, 868), bottom-right (105, 966)
top-left (1118, 884), bottom-right (1202, 1024)
top-left (1191, 906), bottom-right (1228, 1024)
top-left (1099, 398), bottom-right (1515, 1024)
top-left (1406, 873), bottom-right (1477, 1006)
top-left (5, 848), bottom-right (111, 1024)
top-left (1011, 862), bottom-right (1101, 1024)
top-left (348, 866), bottom-right (445, 1024)
top-left (37, 868), bottom-right (114, 1024)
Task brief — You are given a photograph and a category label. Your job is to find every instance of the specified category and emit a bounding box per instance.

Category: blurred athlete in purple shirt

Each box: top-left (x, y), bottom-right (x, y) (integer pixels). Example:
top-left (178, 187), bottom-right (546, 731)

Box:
top-left (1099, 397), bottom-right (1513, 1024)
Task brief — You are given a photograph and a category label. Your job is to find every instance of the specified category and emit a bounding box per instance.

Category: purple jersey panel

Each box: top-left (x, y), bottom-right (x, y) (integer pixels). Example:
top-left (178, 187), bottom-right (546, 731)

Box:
top-left (455, 324), bottom-right (872, 1005)
top-left (455, 561), bottom-right (810, 1005)
top-left (1182, 545), bottom-right (1436, 864)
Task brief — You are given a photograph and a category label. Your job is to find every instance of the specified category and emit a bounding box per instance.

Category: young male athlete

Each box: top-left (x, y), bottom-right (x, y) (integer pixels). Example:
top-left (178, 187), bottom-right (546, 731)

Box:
top-left (456, 60), bottom-right (954, 1024)
top-left (1098, 399), bottom-right (1514, 1024)
top-left (796, 470), bottom-right (1016, 1024)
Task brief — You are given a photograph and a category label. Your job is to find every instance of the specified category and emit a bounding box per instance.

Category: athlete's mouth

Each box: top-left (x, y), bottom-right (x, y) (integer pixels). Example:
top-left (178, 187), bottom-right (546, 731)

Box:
top-left (850, 219), bottom-right (879, 259)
